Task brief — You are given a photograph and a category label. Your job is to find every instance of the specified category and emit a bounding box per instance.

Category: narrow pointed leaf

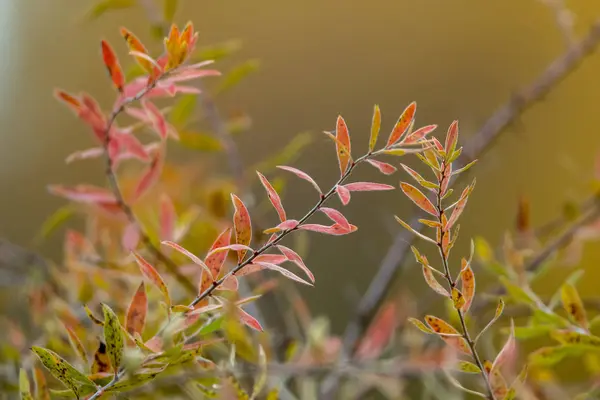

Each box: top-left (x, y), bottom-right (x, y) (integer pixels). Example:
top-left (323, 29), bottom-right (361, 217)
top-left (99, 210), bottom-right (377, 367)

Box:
top-left (335, 115), bottom-right (352, 175)
top-left (34, 367), bottom-right (50, 400)
top-left (133, 146), bottom-right (164, 200)
top-left (561, 283), bottom-right (588, 330)
top-left (476, 299), bottom-right (505, 343)
top-left (369, 104), bottom-right (381, 152)
top-left (424, 315), bottom-right (470, 354)
top-left (408, 317), bottom-right (435, 334)
top-left (444, 120), bottom-right (459, 155)
top-left (452, 287), bottom-right (466, 310)
top-left (460, 263), bottom-right (475, 312)
top-left (20, 369), bottom-right (33, 400)
top-left (238, 307), bottom-right (264, 331)
top-left (250, 346), bottom-right (267, 399)
top-left (31, 346), bottom-right (94, 396)
top-left (401, 164), bottom-right (438, 190)
top-left (455, 361), bottom-right (481, 374)
top-left (395, 216), bottom-right (436, 244)
top-left (206, 244), bottom-right (254, 259)
top-left (257, 172), bottom-right (286, 222)
top-left (120, 27), bottom-right (153, 72)
top-left (132, 251), bottom-right (171, 308)
top-left (320, 207), bottom-right (350, 231)
top-left (159, 194), bottom-right (176, 241)
top-left (336, 185), bottom-right (351, 205)
top-left (252, 261), bottom-right (313, 286)
top-left (404, 124), bottom-right (437, 144)
top-left (126, 281), bottom-right (147, 336)
top-left (492, 320), bottom-right (516, 372)
top-left (422, 264), bottom-right (450, 296)
top-left (162, 241), bottom-right (212, 278)
top-left (344, 182), bottom-right (395, 192)
top-left (102, 304), bottom-right (124, 373)
top-left (366, 159), bottom-right (396, 175)
top-left (400, 182), bottom-right (438, 216)
top-left (63, 325), bottom-right (88, 365)
top-left (84, 305), bottom-right (104, 326)
top-left (550, 330), bottom-right (600, 348)
top-left (447, 180), bottom-right (476, 229)
top-left (387, 102), bottom-right (416, 146)
top-left (231, 194), bottom-right (252, 262)
top-left (452, 159), bottom-right (478, 176)
top-left (277, 245), bottom-right (315, 283)
top-left (100, 40), bottom-right (125, 92)
top-left (277, 166), bottom-right (322, 194)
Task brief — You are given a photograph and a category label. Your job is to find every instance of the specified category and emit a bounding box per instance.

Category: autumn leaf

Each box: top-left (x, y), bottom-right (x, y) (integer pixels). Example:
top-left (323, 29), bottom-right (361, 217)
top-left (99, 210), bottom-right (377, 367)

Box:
top-left (404, 124), bottom-right (437, 144)
top-left (460, 261), bottom-right (475, 312)
top-left (366, 159), bottom-right (397, 175)
top-left (387, 102), bottom-right (416, 147)
top-left (63, 324), bottom-right (88, 365)
top-left (231, 194), bottom-right (252, 262)
top-left (100, 40), bottom-right (125, 92)
top-left (320, 207), bottom-right (351, 232)
top-left (355, 302), bottom-right (397, 361)
top-left (126, 281), bottom-right (147, 336)
top-left (120, 27), bottom-right (153, 73)
top-left (277, 245), bottom-right (315, 283)
top-left (257, 171), bottom-right (286, 222)
top-left (335, 115), bottom-right (352, 175)
top-left (422, 263), bottom-right (449, 297)
top-left (344, 182), bottom-right (395, 192)
top-left (336, 185), bottom-right (351, 205)
top-left (102, 304), bottom-right (124, 374)
top-left (369, 104), bottom-right (381, 152)
top-left (31, 346), bottom-right (94, 397)
top-left (444, 120), bottom-right (459, 155)
top-left (277, 165), bottom-right (322, 194)
top-left (133, 145), bottom-right (165, 200)
top-left (91, 341), bottom-right (111, 374)
top-left (20, 369), bottom-right (33, 400)
top-left (132, 251), bottom-right (171, 308)
top-left (561, 283), bottom-right (588, 330)
top-left (33, 367), bottom-right (50, 400)
top-left (199, 227), bottom-right (233, 298)
top-left (400, 182), bottom-right (438, 216)
top-left (424, 315), bottom-right (470, 354)
top-left (451, 287), bottom-right (466, 310)
top-left (447, 179), bottom-right (476, 230)
top-left (162, 241), bottom-right (212, 278)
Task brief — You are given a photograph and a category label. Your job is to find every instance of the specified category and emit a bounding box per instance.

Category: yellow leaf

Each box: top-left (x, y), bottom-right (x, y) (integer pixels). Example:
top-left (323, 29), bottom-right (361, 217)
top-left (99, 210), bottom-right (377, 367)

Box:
top-left (424, 315), bottom-right (469, 354)
top-left (561, 283), bottom-right (588, 330)
top-left (368, 104), bottom-right (381, 152)
top-left (452, 287), bottom-right (466, 310)
top-left (102, 304), bottom-right (124, 374)
top-left (20, 369), bottom-right (33, 400)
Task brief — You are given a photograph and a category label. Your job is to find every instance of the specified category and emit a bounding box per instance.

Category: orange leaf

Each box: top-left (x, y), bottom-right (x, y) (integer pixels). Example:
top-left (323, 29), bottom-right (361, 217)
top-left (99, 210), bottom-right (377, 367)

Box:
top-left (120, 27), bottom-right (152, 72)
top-left (444, 120), bottom-right (459, 155)
top-left (231, 194), bottom-right (252, 262)
top-left (460, 261), bottom-right (475, 312)
top-left (100, 40), bottom-right (125, 92)
top-left (257, 172), bottom-right (286, 222)
top-left (125, 281), bottom-right (147, 336)
top-left (400, 182), bottom-right (438, 216)
top-left (447, 179), bottom-right (475, 229)
top-left (54, 89), bottom-right (82, 113)
top-left (387, 102), bottom-right (416, 147)
top-left (422, 264), bottom-right (449, 297)
top-left (425, 315), bottom-right (470, 354)
top-left (132, 251), bottom-right (171, 308)
top-left (335, 115), bottom-right (352, 175)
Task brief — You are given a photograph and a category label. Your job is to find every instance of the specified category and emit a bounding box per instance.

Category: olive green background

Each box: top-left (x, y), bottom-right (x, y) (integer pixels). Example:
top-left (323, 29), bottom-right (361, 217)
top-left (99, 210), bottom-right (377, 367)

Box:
top-left (2, 0), bottom-right (600, 330)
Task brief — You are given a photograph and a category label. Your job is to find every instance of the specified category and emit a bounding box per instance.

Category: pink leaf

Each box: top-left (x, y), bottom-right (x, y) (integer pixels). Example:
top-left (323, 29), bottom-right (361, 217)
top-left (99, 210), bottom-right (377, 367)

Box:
top-left (492, 320), bottom-right (516, 372)
top-left (320, 207), bottom-right (351, 231)
top-left (111, 131), bottom-right (150, 162)
top-left (277, 166), bottom-right (322, 194)
top-left (355, 302), bottom-right (397, 361)
top-left (404, 124), bottom-right (437, 144)
top-left (447, 180), bottom-right (475, 230)
top-left (122, 223), bottom-right (140, 251)
top-left (204, 228), bottom-right (232, 280)
top-left (366, 159), bottom-right (397, 175)
top-left (299, 223), bottom-right (357, 236)
top-left (164, 68), bottom-right (221, 83)
top-left (444, 120), bottom-right (459, 154)
top-left (344, 182), bottom-right (395, 192)
top-left (206, 244), bottom-right (253, 259)
top-left (238, 307), bottom-right (263, 331)
top-left (133, 146), bottom-right (164, 201)
top-left (257, 171), bottom-right (286, 222)
top-left (231, 194), bottom-right (252, 262)
top-left (142, 99), bottom-right (169, 139)
top-left (252, 261), bottom-right (313, 286)
top-left (217, 275), bottom-right (239, 291)
top-left (65, 147), bottom-right (104, 164)
top-left (264, 219), bottom-right (299, 234)
top-left (253, 254), bottom-right (287, 265)
top-left (159, 194), bottom-right (176, 241)
top-left (336, 185), bottom-right (351, 205)
top-left (48, 184), bottom-right (116, 204)
top-left (276, 245), bottom-right (315, 283)
top-left (161, 241), bottom-right (212, 278)
top-left (335, 115), bottom-right (352, 176)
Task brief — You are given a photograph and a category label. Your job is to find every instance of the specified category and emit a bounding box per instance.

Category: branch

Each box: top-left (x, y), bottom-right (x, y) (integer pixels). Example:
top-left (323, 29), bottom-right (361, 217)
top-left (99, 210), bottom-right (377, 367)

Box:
top-left (329, 18), bottom-right (600, 396)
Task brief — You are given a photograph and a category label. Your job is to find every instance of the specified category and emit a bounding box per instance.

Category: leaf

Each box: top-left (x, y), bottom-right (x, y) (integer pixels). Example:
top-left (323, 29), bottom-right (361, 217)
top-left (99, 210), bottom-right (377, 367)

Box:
top-left (91, 341), bottom-right (111, 374)
top-left (133, 146), bottom-right (165, 200)
top-left (277, 245), bottom-right (315, 283)
top-left (231, 194), bottom-right (252, 262)
top-left (84, 305), bottom-right (104, 326)
top-left (142, 99), bottom-right (171, 139)
top-left (561, 283), bottom-right (588, 330)
top-left (369, 104), bottom-right (381, 152)
top-left (100, 40), bottom-right (125, 92)
top-left (161, 241), bottom-right (212, 278)
top-left (320, 207), bottom-right (351, 231)
top-left (344, 182), bottom-right (395, 192)
top-left (34, 367), bottom-right (50, 400)
top-left (299, 223), bottom-right (357, 235)
top-left (121, 222), bottom-right (140, 251)
top-left (394, 216), bottom-right (436, 244)
top-left (452, 287), bottom-right (466, 310)
top-left (550, 330), bottom-right (600, 348)
top-left (31, 346), bottom-right (94, 397)
top-left (102, 304), bottom-right (124, 374)
top-left (263, 219), bottom-right (299, 234)
top-left (404, 124), bottom-right (437, 144)
top-left (250, 346), bottom-right (267, 399)
top-left (492, 320), bottom-right (516, 372)
top-left (132, 251), bottom-right (171, 308)
top-left (216, 59), bottom-right (260, 94)
top-left (447, 180), bottom-right (476, 229)
top-left (400, 182), bottom-right (438, 216)
top-left (444, 370), bottom-right (487, 398)
top-left (257, 172), bottom-right (286, 222)
top-left (178, 131), bottom-right (223, 151)
top-left (120, 27), bottom-right (153, 73)
top-left (452, 159), bottom-right (478, 176)
top-left (63, 324), bottom-right (88, 365)
top-left (499, 276), bottom-right (536, 306)
top-left (238, 307), bottom-right (264, 332)
top-left (126, 282), bottom-right (147, 336)
top-left (201, 227), bottom-right (233, 293)
top-left (424, 315), bottom-right (470, 354)
top-left (475, 299), bottom-right (505, 343)
top-left (47, 184), bottom-right (116, 204)
top-left (205, 244), bottom-right (254, 259)
top-left (355, 302), bottom-right (397, 361)
top-left (528, 345), bottom-right (578, 367)
top-left (243, 261), bottom-right (313, 286)
top-left (106, 367), bottom-right (165, 392)
top-left (20, 369), bottom-right (33, 400)
top-left (366, 159), bottom-right (397, 175)
top-left (422, 264), bottom-right (449, 296)
top-left (276, 166), bottom-right (322, 194)
top-left (387, 102), bottom-right (417, 147)
top-left (444, 120), bottom-right (459, 155)
top-left (336, 185), bottom-right (351, 205)
top-left (335, 115), bottom-right (352, 175)
top-left (460, 263), bottom-right (475, 312)
top-left (159, 194), bottom-right (176, 241)
top-left (455, 361), bottom-right (481, 374)
top-left (400, 164), bottom-right (438, 190)
top-left (408, 317), bottom-right (435, 334)
top-left (169, 94), bottom-right (197, 129)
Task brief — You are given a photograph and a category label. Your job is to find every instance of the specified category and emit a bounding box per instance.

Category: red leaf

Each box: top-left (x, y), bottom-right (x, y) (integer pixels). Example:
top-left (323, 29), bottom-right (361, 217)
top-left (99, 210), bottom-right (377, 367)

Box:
top-left (133, 146), bottom-right (164, 201)
top-left (276, 245), bottom-right (315, 283)
top-left (336, 185), bottom-right (351, 205)
top-left (320, 207), bottom-right (350, 231)
top-left (120, 27), bottom-right (152, 73)
top-left (54, 89), bottom-right (82, 113)
top-left (231, 194), bottom-right (252, 262)
top-left (159, 194), bottom-right (176, 241)
top-left (444, 120), bottom-right (459, 154)
top-left (366, 159), bottom-right (397, 175)
top-left (355, 302), bottom-right (397, 360)
top-left (101, 40), bottom-right (125, 92)
top-left (387, 102), bottom-right (416, 147)
top-left (121, 223), bottom-right (140, 251)
top-left (343, 182), bottom-right (395, 192)
top-left (204, 227), bottom-right (232, 278)
top-left (132, 251), bottom-right (171, 307)
top-left (125, 282), bottom-right (147, 336)
top-left (404, 124), bottom-right (437, 144)
top-left (257, 171), bottom-right (286, 222)
top-left (142, 100), bottom-right (171, 139)
top-left (277, 166), bottom-right (322, 194)
top-left (335, 115), bottom-right (352, 175)
top-left (111, 131), bottom-right (149, 162)
top-left (400, 182), bottom-right (438, 216)
top-left (238, 307), bottom-right (263, 331)
top-left (161, 241), bottom-right (212, 278)
top-left (48, 184), bottom-right (116, 204)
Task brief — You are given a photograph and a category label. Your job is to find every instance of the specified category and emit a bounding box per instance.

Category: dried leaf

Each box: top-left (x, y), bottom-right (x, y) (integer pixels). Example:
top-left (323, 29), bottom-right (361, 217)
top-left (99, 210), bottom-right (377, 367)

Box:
top-left (102, 304), bottom-right (124, 374)
top-left (400, 182), bottom-right (437, 216)
top-left (366, 159), bottom-right (397, 175)
top-left (424, 315), bottom-right (470, 354)
top-left (387, 102), bottom-right (416, 146)
top-left (561, 283), bottom-right (588, 330)
top-left (335, 115), bottom-right (352, 175)
top-left (231, 194), bottom-right (252, 262)
top-left (257, 172), bottom-right (286, 222)
top-left (277, 165), bottom-right (322, 194)
top-left (132, 251), bottom-right (171, 308)
top-left (100, 40), bottom-right (125, 92)
top-left (126, 282), bottom-right (147, 336)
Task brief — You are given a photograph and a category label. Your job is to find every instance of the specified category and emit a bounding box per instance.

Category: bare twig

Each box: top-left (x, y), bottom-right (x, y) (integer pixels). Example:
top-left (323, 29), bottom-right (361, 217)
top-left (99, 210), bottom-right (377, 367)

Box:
top-left (328, 18), bottom-right (600, 398)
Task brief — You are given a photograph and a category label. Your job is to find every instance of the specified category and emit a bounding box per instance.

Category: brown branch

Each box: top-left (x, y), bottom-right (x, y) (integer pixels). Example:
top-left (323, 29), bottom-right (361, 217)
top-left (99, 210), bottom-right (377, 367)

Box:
top-left (327, 19), bottom-right (600, 398)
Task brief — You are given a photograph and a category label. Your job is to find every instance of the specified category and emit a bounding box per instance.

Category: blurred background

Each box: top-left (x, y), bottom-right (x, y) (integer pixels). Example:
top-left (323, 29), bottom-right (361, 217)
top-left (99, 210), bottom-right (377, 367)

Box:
top-left (2, 0), bottom-right (600, 333)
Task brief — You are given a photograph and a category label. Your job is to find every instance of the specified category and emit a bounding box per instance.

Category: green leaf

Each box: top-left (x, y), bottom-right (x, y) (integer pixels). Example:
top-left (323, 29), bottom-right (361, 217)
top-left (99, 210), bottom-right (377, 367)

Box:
top-left (561, 282), bottom-right (588, 330)
top-left (216, 59), bottom-right (261, 95)
top-left (550, 330), bottom-right (600, 348)
top-left (368, 104), bottom-right (381, 152)
top-left (548, 269), bottom-right (585, 310)
top-left (475, 298), bottom-right (504, 343)
top-left (87, 0), bottom-right (135, 19)
top-left (454, 361), bottom-right (481, 374)
top-left (163, 0), bottom-right (178, 21)
top-left (528, 345), bottom-right (583, 367)
top-left (499, 277), bottom-right (536, 306)
top-left (509, 325), bottom-right (554, 340)
top-left (20, 369), bottom-right (33, 400)
top-left (102, 303), bottom-right (124, 374)
top-left (250, 346), bottom-right (267, 399)
top-left (106, 367), bottom-right (166, 392)
top-left (407, 317), bottom-right (435, 334)
top-left (474, 236), bottom-right (494, 263)
top-left (31, 346), bottom-right (95, 397)
top-left (35, 206), bottom-right (73, 243)
top-left (178, 131), bottom-right (223, 152)
top-left (169, 94), bottom-right (197, 129)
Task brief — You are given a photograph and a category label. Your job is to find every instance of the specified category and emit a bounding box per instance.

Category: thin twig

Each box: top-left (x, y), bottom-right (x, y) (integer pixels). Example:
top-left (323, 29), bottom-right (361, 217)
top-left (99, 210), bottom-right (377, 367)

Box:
top-left (336, 20), bottom-right (600, 380)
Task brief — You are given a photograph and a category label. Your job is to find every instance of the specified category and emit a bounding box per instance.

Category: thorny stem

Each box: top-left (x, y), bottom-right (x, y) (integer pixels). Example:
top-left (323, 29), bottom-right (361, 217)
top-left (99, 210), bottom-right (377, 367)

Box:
top-left (102, 75), bottom-right (196, 295)
top-left (87, 152), bottom-right (373, 399)
top-left (436, 163), bottom-right (495, 400)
